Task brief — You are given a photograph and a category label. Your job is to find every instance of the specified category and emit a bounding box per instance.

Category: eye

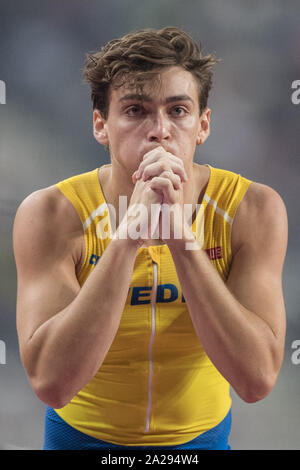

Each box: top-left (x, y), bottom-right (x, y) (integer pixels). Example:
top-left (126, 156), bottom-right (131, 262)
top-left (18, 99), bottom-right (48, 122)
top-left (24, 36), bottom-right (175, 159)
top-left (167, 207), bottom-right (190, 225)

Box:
top-left (170, 106), bottom-right (188, 117)
top-left (125, 105), bottom-right (145, 116)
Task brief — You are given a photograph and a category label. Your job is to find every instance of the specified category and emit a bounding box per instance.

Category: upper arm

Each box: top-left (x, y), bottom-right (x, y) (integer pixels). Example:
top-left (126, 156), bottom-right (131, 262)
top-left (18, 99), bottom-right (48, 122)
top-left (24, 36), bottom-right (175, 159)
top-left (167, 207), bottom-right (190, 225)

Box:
top-left (13, 186), bottom-right (82, 366)
top-left (227, 182), bottom-right (288, 368)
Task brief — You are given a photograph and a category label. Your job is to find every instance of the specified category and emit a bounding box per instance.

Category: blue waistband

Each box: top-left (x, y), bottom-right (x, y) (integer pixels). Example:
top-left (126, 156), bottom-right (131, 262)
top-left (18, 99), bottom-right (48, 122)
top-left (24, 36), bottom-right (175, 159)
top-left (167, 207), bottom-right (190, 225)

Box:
top-left (43, 406), bottom-right (231, 450)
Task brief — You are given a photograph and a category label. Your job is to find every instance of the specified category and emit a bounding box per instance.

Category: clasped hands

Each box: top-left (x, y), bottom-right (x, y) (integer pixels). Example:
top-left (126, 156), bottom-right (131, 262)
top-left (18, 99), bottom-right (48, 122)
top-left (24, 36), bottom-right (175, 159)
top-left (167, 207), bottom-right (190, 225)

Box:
top-left (132, 146), bottom-right (187, 206)
top-left (127, 146), bottom-right (196, 246)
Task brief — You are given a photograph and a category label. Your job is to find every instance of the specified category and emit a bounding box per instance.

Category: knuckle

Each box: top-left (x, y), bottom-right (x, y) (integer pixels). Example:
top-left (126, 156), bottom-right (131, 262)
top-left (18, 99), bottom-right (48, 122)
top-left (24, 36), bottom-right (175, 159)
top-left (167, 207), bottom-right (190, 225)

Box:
top-left (138, 164), bottom-right (145, 175)
top-left (159, 160), bottom-right (169, 172)
top-left (150, 176), bottom-right (159, 183)
top-left (142, 167), bottom-right (150, 177)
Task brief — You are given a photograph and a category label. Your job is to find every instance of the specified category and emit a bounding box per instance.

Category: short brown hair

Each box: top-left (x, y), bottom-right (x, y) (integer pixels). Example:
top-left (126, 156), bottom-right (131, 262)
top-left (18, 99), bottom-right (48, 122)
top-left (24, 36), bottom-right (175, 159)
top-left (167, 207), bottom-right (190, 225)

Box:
top-left (83, 26), bottom-right (219, 119)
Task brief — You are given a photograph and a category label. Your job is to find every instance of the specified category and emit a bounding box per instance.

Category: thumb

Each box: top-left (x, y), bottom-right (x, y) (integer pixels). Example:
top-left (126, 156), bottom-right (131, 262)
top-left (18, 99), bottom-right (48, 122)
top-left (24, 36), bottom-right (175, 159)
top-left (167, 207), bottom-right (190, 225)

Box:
top-left (132, 170), bottom-right (138, 184)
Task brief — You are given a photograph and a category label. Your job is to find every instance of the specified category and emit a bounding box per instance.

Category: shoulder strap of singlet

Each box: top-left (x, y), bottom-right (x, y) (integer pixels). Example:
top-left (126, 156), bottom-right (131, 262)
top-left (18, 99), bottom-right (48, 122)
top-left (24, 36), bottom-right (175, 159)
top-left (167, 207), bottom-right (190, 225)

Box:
top-left (203, 165), bottom-right (252, 225)
top-left (55, 168), bottom-right (106, 227)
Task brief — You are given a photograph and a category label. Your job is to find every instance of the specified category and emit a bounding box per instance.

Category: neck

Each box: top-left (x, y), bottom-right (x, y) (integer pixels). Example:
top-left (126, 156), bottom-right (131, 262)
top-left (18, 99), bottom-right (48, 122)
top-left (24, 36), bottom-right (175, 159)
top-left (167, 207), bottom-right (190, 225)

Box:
top-left (110, 161), bottom-right (136, 201)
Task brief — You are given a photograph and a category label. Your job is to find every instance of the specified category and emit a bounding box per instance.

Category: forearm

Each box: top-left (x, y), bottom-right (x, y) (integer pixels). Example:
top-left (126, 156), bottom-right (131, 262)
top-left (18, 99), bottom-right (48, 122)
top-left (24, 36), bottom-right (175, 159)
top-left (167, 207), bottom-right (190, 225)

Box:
top-left (168, 239), bottom-right (278, 402)
top-left (27, 238), bottom-right (139, 407)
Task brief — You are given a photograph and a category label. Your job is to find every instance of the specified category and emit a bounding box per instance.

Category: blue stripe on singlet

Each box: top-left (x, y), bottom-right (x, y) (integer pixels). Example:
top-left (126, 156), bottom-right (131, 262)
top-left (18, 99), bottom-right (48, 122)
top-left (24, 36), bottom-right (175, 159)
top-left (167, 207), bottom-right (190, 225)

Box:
top-left (43, 406), bottom-right (231, 450)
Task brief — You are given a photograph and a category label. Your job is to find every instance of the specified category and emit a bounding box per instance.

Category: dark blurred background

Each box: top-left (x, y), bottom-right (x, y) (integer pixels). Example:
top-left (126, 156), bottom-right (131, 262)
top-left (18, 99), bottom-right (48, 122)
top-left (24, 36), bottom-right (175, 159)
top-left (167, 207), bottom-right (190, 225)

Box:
top-left (0, 0), bottom-right (299, 449)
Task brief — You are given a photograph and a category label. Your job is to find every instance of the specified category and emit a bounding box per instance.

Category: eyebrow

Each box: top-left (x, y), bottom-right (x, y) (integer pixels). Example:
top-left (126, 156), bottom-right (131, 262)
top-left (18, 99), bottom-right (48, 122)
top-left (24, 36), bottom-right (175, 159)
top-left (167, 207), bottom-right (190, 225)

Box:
top-left (118, 93), bottom-right (194, 104)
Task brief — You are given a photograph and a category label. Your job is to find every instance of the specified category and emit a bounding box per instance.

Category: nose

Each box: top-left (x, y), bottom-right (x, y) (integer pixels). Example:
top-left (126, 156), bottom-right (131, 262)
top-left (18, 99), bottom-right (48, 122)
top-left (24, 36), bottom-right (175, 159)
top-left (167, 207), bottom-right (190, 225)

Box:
top-left (147, 111), bottom-right (171, 143)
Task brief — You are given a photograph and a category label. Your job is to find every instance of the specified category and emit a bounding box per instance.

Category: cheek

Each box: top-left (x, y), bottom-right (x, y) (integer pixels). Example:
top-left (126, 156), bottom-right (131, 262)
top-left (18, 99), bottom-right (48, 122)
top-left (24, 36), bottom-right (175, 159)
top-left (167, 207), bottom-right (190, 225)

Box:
top-left (176, 120), bottom-right (199, 156)
top-left (106, 123), bottom-right (143, 162)
top-left (182, 115), bottom-right (200, 131)
top-left (109, 118), bottom-right (146, 141)
top-left (174, 117), bottom-right (200, 141)
top-left (106, 122), bottom-right (129, 150)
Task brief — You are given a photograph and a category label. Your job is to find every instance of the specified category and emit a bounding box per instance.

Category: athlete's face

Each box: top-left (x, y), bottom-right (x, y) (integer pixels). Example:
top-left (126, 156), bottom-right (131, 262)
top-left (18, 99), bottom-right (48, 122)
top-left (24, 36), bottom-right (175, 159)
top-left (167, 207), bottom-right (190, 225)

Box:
top-left (93, 66), bottom-right (210, 177)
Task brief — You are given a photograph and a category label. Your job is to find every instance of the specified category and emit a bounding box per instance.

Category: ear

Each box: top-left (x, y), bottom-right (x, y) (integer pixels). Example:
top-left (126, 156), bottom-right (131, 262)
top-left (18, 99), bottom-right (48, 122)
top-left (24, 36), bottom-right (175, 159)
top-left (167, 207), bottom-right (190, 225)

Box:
top-left (93, 109), bottom-right (109, 146)
top-left (196, 108), bottom-right (211, 146)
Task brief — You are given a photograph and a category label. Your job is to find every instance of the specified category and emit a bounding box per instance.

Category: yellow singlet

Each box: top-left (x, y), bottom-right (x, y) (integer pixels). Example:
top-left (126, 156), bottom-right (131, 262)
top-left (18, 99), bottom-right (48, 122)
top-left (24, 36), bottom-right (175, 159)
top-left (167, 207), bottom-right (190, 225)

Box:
top-left (54, 163), bottom-right (251, 446)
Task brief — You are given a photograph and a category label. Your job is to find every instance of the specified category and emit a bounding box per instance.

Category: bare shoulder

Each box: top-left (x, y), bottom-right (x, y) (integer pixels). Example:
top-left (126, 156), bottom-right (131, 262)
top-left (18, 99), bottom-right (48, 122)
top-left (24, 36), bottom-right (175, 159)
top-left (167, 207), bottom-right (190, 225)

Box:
top-left (236, 181), bottom-right (287, 222)
top-left (13, 185), bottom-right (84, 270)
top-left (14, 184), bottom-right (82, 239)
top-left (231, 181), bottom-right (288, 256)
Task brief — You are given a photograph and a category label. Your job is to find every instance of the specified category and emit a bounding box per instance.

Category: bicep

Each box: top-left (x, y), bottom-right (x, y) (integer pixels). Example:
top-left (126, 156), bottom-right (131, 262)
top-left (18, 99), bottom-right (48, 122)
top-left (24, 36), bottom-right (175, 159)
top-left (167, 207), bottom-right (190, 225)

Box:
top-left (226, 244), bottom-right (286, 342)
top-left (16, 264), bottom-right (80, 354)
top-left (13, 190), bottom-right (81, 357)
top-left (226, 184), bottom-right (288, 345)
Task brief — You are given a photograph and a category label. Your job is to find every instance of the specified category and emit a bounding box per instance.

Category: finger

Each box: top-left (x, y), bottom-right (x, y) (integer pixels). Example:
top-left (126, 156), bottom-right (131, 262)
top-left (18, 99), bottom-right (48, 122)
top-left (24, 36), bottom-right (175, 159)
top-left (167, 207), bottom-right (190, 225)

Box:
top-left (146, 170), bottom-right (181, 189)
top-left (132, 170), bottom-right (139, 184)
top-left (159, 170), bottom-right (182, 190)
top-left (149, 176), bottom-right (176, 202)
top-left (145, 150), bottom-right (187, 176)
top-left (142, 145), bottom-right (165, 161)
top-left (136, 151), bottom-right (165, 178)
top-left (141, 152), bottom-right (187, 179)
top-left (137, 149), bottom-right (188, 181)
top-left (141, 160), bottom-right (187, 183)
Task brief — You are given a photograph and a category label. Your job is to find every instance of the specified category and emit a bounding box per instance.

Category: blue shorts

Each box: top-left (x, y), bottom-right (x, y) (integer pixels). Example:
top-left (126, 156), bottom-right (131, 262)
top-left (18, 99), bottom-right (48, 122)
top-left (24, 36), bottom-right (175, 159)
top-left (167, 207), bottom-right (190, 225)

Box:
top-left (43, 406), bottom-right (231, 450)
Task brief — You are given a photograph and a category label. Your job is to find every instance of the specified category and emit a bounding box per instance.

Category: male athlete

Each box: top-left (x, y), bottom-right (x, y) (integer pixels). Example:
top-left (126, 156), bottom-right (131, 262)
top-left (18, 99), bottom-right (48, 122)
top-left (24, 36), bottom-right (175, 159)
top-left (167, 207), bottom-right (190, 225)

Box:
top-left (13, 27), bottom-right (288, 450)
